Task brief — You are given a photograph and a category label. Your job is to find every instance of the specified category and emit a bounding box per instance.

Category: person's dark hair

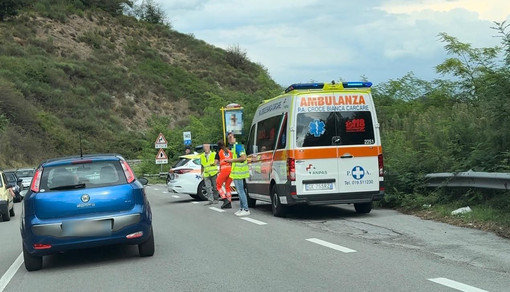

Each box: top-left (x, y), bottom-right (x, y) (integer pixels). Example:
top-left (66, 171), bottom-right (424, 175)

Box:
top-left (217, 140), bottom-right (225, 149)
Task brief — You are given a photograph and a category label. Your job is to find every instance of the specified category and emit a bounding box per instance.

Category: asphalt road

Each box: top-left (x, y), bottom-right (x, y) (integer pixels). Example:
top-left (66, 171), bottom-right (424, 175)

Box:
top-left (1, 184), bottom-right (509, 291)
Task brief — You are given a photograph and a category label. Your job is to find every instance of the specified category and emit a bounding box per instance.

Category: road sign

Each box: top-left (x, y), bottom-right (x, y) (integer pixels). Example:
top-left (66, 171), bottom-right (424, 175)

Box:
top-left (183, 131), bottom-right (191, 146)
top-left (155, 133), bottom-right (168, 149)
top-left (155, 149), bottom-right (168, 164)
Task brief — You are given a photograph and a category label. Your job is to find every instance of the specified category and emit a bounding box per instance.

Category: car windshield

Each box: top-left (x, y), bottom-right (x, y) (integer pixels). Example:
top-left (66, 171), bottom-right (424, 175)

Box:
top-left (16, 169), bottom-right (34, 177)
top-left (5, 173), bottom-right (16, 183)
top-left (39, 161), bottom-right (127, 191)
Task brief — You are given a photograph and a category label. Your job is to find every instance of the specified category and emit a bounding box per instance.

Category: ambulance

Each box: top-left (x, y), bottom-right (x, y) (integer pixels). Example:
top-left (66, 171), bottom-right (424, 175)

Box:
top-left (245, 82), bottom-right (384, 217)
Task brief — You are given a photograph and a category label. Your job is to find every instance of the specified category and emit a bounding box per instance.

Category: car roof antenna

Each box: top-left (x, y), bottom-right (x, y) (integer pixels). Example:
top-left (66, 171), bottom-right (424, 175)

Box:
top-left (79, 134), bottom-right (83, 158)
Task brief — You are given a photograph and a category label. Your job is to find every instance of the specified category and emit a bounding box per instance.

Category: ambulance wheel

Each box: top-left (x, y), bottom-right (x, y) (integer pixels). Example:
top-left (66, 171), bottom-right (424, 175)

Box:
top-left (197, 181), bottom-right (208, 201)
top-left (246, 184), bottom-right (256, 208)
top-left (271, 185), bottom-right (287, 218)
top-left (354, 202), bottom-right (373, 214)
top-left (189, 194), bottom-right (199, 200)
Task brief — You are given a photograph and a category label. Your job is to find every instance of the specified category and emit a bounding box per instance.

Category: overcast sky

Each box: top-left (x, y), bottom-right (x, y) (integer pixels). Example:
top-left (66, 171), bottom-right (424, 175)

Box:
top-left (157, 0), bottom-right (510, 86)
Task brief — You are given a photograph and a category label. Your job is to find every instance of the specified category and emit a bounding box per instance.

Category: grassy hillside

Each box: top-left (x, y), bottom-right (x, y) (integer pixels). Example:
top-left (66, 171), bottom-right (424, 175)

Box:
top-left (0, 2), bottom-right (281, 168)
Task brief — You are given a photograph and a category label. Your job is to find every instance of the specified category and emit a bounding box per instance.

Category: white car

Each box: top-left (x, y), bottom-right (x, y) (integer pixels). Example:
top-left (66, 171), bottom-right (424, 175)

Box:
top-left (15, 168), bottom-right (35, 190)
top-left (167, 154), bottom-right (237, 200)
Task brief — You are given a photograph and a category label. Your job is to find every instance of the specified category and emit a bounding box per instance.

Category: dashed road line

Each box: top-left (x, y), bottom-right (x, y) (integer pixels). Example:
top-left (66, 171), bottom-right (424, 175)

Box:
top-left (306, 238), bottom-right (356, 253)
top-left (0, 253), bottom-right (23, 292)
top-left (171, 195), bottom-right (180, 198)
top-left (240, 217), bottom-right (267, 225)
top-left (428, 278), bottom-right (488, 292)
top-left (191, 201), bottom-right (201, 204)
top-left (209, 207), bottom-right (226, 213)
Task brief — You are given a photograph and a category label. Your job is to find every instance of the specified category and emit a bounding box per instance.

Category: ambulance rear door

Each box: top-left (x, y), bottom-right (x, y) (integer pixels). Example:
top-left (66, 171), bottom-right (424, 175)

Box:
top-left (293, 92), bottom-right (380, 197)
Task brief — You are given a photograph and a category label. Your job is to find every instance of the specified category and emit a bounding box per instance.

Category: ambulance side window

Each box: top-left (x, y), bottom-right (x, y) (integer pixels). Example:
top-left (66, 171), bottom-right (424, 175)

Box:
top-left (277, 115), bottom-right (287, 150)
top-left (246, 124), bottom-right (256, 155)
top-left (256, 115), bottom-right (281, 152)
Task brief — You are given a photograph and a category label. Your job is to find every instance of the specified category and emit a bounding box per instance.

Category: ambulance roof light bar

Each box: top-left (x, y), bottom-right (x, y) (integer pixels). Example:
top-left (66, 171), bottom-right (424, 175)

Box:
top-left (284, 81), bottom-right (372, 93)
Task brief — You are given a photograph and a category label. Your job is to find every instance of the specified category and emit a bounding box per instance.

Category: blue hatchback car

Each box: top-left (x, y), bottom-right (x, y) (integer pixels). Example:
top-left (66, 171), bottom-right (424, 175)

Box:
top-left (20, 154), bottom-right (154, 271)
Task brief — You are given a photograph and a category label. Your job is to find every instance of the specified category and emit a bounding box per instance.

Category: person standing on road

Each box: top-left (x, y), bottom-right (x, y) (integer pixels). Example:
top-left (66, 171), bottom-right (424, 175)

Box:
top-left (225, 131), bottom-right (250, 216)
top-left (200, 144), bottom-right (220, 205)
top-left (215, 140), bottom-right (233, 209)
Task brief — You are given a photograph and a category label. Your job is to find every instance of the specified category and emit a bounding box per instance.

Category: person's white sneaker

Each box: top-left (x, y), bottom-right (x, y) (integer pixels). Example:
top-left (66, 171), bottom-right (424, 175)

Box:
top-left (235, 210), bottom-right (250, 217)
top-left (234, 209), bottom-right (243, 215)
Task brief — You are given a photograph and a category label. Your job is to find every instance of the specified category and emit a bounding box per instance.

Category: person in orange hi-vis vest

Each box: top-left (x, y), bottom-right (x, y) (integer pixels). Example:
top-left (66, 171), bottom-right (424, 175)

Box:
top-left (215, 140), bottom-right (233, 209)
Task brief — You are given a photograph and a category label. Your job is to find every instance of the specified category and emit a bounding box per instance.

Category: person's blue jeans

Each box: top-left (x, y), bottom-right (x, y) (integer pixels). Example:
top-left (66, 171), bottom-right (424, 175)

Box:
top-left (234, 179), bottom-right (248, 210)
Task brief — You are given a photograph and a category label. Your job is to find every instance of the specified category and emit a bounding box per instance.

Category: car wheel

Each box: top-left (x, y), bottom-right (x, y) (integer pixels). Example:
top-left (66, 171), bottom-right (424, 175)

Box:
top-left (270, 185), bottom-right (287, 218)
top-left (138, 228), bottom-right (155, 257)
top-left (2, 208), bottom-right (10, 221)
top-left (246, 185), bottom-right (256, 208)
top-left (197, 181), bottom-right (208, 201)
top-left (189, 194), bottom-right (199, 200)
top-left (9, 206), bottom-right (15, 217)
top-left (354, 202), bottom-right (373, 214)
top-left (23, 244), bottom-right (43, 271)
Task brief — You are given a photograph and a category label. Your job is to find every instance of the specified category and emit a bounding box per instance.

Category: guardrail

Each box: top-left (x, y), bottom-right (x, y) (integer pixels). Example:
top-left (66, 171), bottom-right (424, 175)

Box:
top-left (142, 172), bottom-right (168, 178)
top-left (425, 171), bottom-right (510, 190)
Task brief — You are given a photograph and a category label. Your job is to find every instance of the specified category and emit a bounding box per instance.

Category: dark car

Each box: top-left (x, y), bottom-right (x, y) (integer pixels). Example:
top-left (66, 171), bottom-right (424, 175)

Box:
top-left (4, 171), bottom-right (23, 202)
top-left (20, 154), bottom-right (154, 271)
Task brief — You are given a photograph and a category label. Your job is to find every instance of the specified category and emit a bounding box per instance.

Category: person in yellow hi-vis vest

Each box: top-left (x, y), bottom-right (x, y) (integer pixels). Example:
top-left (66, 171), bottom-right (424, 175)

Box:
top-left (200, 144), bottom-right (220, 205)
top-left (225, 131), bottom-right (250, 216)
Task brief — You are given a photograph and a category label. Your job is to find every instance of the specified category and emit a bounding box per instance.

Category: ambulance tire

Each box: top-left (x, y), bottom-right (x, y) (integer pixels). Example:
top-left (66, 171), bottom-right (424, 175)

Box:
top-left (354, 202), bottom-right (373, 214)
top-left (197, 181), bottom-right (208, 201)
top-left (271, 185), bottom-right (287, 218)
top-left (189, 194), bottom-right (199, 200)
top-left (245, 183), bottom-right (256, 208)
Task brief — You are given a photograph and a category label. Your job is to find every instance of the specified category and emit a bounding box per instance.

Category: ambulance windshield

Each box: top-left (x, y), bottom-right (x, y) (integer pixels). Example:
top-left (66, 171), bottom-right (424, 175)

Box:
top-left (296, 111), bottom-right (375, 147)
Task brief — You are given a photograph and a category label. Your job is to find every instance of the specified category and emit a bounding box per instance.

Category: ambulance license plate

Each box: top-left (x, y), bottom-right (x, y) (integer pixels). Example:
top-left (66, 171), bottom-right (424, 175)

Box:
top-left (305, 183), bottom-right (333, 191)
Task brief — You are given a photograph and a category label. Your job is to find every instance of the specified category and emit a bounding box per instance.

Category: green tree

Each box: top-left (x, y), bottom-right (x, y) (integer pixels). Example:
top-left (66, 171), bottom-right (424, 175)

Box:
top-left (81, 0), bottom-right (133, 16)
top-left (0, 0), bottom-right (27, 21)
top-left (132, 0), bottom-right (167, 25)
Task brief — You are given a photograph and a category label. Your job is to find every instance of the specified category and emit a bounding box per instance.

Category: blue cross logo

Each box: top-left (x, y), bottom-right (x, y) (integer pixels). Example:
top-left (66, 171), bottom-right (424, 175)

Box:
top-left (309, 119), bottom-right (326, 137)
top-left (352, 166), bottom-right (365, 180)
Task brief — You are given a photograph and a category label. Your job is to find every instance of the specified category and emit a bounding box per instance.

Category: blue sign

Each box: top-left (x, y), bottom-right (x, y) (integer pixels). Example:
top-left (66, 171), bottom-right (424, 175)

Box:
top-left (351, 166), bottom-right (365, 180)
top-left (184, 140), bottom-right (192, 146)
top-left (308, 119), bottom-right (326, 137)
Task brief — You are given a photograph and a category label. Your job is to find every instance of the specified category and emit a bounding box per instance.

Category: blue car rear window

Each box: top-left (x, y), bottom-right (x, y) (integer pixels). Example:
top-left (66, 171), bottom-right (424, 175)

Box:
top-left (39, 161), bottom-right (127, 191)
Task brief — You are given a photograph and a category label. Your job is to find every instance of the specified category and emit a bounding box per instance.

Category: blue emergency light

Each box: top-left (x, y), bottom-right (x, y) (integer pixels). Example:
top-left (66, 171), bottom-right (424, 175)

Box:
top-left (284, 81), bottom-right (372, 93)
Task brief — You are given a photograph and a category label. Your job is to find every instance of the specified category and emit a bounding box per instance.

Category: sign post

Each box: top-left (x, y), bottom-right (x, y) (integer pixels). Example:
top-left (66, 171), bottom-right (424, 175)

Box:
top-left (221, 103), bottom-right (243, 144)
top-left (183, 131), bottom-right (192, 146)
top-left (154, 133), bottom-right (168, 172)
top-left (155, 149), bottom-right (168, 165)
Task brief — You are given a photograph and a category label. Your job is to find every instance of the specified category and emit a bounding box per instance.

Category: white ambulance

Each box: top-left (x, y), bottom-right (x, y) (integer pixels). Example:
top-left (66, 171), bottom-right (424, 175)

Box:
top-left (245, 82), bottom-right (384, 217)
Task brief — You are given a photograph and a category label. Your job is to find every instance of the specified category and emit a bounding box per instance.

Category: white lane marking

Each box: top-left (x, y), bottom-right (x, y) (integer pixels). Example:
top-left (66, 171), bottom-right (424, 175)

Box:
top-left (163, 191), bottom-right (168, 194)
top-left (153, 188), bottom-right (160, 191)
top-left (209, 207), bottom-right (225, 213)
top-left (0, 253), bottom-right (23, 292)
top-left (306, 238), bottom-right (356, 253)
top-left (191, 201), bottom-right (201, 204)
top-left (240, 217), bottom-right (267, 225)
top-left (428, 278), bottom-right (488, 292)
top-left (171, 195), bottom-right (180, 198)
